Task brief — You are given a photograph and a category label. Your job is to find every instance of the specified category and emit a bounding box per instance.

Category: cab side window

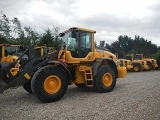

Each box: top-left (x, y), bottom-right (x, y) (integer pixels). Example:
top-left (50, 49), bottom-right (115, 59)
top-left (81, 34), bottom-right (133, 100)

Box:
top-left (80, 32), bottom-right (92, 58)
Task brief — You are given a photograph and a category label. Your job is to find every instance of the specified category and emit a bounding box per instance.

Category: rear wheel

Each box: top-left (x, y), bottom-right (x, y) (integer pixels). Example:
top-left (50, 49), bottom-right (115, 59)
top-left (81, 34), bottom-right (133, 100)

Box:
top-left (31, 66), bottom-right (68, 102)
top-left (23, 80), bottom-right (32, 94)
top-left (133, 64), bottom-right (141, 72)
top-left (94, 66), bottom-right (116, 93)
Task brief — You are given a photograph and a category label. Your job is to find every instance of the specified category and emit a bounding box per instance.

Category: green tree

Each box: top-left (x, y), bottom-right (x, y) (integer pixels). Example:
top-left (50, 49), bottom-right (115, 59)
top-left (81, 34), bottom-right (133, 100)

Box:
top-left (39, 26), bottom-right (62, 50)
top-left (132, 35), bottom-right (157, 57)
top-left (105, 43), bottom-right (112, 51)
top-left (14, 30), bottom-right (26, 45)
top-left (118, 35), bottom-right (133, 54)
top-left (24, 27), bottom-right (39, 46)
top-left (52, 27), bottom-right (62, 50)
top-left (0, 12), bottom-right (11, 39)
top-left (155, 50), bottom-right (160, 61)
top-left (39, 28), bottom-right (54, 47)
top-left (154, 50), bottom-right (160, 68)
top-left (110, 41), bottom-right (124, 58)
top-left (0, 12), bottom-right (25, 44)
top-left (0, 36), bottom-right (8, 44)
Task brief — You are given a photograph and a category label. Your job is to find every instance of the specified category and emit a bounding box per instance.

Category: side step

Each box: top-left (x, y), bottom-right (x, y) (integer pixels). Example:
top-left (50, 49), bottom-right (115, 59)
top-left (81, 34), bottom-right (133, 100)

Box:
top-left (79, 66), bottom-right (94, 87)
top-left (85, 80), bottom-right (94, 87)
top-left (85, 69), bottom-right (93, 87)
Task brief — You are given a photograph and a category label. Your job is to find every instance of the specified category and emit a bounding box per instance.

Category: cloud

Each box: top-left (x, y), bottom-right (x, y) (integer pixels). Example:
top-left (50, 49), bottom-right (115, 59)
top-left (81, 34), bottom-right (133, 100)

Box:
top-left (1, 0), bottom-right (160, 46)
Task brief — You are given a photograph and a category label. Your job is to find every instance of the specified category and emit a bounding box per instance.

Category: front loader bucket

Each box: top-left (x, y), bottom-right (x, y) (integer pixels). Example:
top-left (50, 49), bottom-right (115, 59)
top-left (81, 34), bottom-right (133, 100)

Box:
top-left (0, 46), bottom-right (33, 93)
top-left (0, 48), bottom-right (60, 93)
top-left (0, 79), bottom-right (9, 93)
top-left (0, 62), bottom-right (10, 93)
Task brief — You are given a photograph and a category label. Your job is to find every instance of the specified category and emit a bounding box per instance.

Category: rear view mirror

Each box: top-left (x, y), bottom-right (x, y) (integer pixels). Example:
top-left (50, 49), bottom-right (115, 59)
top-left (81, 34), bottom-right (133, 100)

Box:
top-left (71, 28), bottom-right (78, 38)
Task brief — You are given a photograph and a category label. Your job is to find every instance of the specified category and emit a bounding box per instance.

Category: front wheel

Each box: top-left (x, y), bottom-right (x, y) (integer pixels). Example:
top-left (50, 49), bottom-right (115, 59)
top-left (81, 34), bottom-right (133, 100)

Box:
top-left (94, 66), bottom-right (116, 93)
top-left (31, 66), bottom-right (68, 103)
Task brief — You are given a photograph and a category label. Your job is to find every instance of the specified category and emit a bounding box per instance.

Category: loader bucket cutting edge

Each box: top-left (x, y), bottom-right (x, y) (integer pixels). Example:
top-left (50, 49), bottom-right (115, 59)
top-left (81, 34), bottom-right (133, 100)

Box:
top-left (0, 79), bottom-right (9, 93)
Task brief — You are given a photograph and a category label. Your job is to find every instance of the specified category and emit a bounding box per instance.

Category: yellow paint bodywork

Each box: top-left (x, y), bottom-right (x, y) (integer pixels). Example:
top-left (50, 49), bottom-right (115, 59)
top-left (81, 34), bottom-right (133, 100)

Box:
top-left (44, 75), bottom-right (61, 94)
top-left (118, 59), bottom-right (133, 71)
top-left (125, 53), bottom-right (150, 71)
top-left (34, 46), bottom-right (55, 56)
top-left (117, 66), bottom-right (127, 78)
top-left (136, 54), bottom-right (158, 69)
top-left (0, 44), bottom-right (21, 62)
top-left (74, 68), bottom-right (86, 84)
top-left (133, 60), bottom-right (149, 70)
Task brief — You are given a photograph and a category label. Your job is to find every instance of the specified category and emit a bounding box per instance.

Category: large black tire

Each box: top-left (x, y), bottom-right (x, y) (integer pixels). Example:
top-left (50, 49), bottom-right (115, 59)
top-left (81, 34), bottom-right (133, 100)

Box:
top-left (31, 66), bottom-right (68, 103)
top-left (133, 64), bottom-right (141, 72)
top-left (158, 60), bottom-right (160, 69)
top-left (23, 80), bottom-right (32, 94)
top-left (147, 62), bottom-right (152, 71)
top-left (94, 66), bottom-right (116, 93)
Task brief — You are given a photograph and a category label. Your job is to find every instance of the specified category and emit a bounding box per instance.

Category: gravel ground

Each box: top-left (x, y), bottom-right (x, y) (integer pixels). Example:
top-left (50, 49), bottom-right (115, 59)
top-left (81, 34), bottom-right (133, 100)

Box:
top-left (0, 70), bottom-right (160, 120)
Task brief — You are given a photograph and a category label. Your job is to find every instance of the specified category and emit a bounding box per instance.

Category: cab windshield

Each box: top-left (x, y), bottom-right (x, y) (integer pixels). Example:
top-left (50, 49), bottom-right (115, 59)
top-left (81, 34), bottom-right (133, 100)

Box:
top-left (5, 46), bottom-right (23, 56)
top-left (61, 29), bottom-right (92, 58)
top-left (135, 55), bottom-right (142, 60)
top-left (61, 31), bottom-right (77, 51)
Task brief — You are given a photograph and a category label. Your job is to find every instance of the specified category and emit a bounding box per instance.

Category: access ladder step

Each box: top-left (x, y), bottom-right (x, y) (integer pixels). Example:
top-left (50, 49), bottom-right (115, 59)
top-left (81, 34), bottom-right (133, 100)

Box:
top-left (85, 80), bottom-right (94, 87)
top-left (85, 69), bottom-right (93, 81)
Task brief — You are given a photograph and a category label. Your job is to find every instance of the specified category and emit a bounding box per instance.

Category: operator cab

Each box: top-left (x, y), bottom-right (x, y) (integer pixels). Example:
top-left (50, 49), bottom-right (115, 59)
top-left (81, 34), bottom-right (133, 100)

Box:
top-left (60, 27), bottom-right (95, 58)
top-left (135, 54), bottom-right (143, 60)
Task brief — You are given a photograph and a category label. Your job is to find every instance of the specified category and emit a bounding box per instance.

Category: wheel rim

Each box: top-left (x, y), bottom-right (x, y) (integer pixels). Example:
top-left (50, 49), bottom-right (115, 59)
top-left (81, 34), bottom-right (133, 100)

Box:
top-left (134, 66), bottom-right (139, 71)
top-left (102, 73), bottom-right (113, 87)
top-left (44, 75), bottom-right (61, 94)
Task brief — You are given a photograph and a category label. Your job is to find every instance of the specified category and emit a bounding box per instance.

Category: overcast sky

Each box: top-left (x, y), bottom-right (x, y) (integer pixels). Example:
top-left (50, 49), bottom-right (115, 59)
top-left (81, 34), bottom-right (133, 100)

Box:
top-left (1, 0), bottom-right (160, 46)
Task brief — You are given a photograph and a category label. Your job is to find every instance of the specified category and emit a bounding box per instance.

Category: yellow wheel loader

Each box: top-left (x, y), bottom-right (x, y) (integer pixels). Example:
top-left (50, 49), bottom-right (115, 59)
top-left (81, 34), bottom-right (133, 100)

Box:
top-left (125, 53), bottom-right (149, 72)
top-left (135, 54), bottom-right (158, 70)
top-left (0, 27), bottom-right (127, 102)
top-left (34, 46), bottom-right (55, 57)
top-left (118, 59), bottom-right (133, 71)
top-left (0, 44), bottom-right (27, 62)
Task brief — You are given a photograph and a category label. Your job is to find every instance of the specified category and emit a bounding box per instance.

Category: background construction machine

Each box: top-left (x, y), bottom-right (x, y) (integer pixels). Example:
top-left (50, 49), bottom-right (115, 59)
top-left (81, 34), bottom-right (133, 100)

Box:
top-left (135, 54), bottom-right (158, 70)
top-left (125, 53), bottom-right (149, 72)
top-left (0, 27), bottom-right (127, 102)
top-left (0, 44), bottom-right (27, 76)
top-left (118, 59), bottom-right (133, 71)
top-left (115, 53), bottom-right (133, 71)
top-left (34, 46), bottom-right (54, 57)
top-left (0, 44), bottom-right (27, 62)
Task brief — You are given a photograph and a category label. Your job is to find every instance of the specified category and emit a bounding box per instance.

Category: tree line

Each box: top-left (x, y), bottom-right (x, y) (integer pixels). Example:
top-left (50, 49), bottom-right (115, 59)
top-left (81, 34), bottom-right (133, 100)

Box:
top-left (0, 12), bottom-right (160, 61)
top-left (101, 35), bottom-right (159, 58)
top-left (0, 11), bottom-right (61, 50)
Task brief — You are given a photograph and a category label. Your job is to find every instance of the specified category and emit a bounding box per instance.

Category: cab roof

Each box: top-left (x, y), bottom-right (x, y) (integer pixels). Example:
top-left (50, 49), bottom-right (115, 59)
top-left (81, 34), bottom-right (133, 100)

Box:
top-left (61, 27), bottom-right (96, 34)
